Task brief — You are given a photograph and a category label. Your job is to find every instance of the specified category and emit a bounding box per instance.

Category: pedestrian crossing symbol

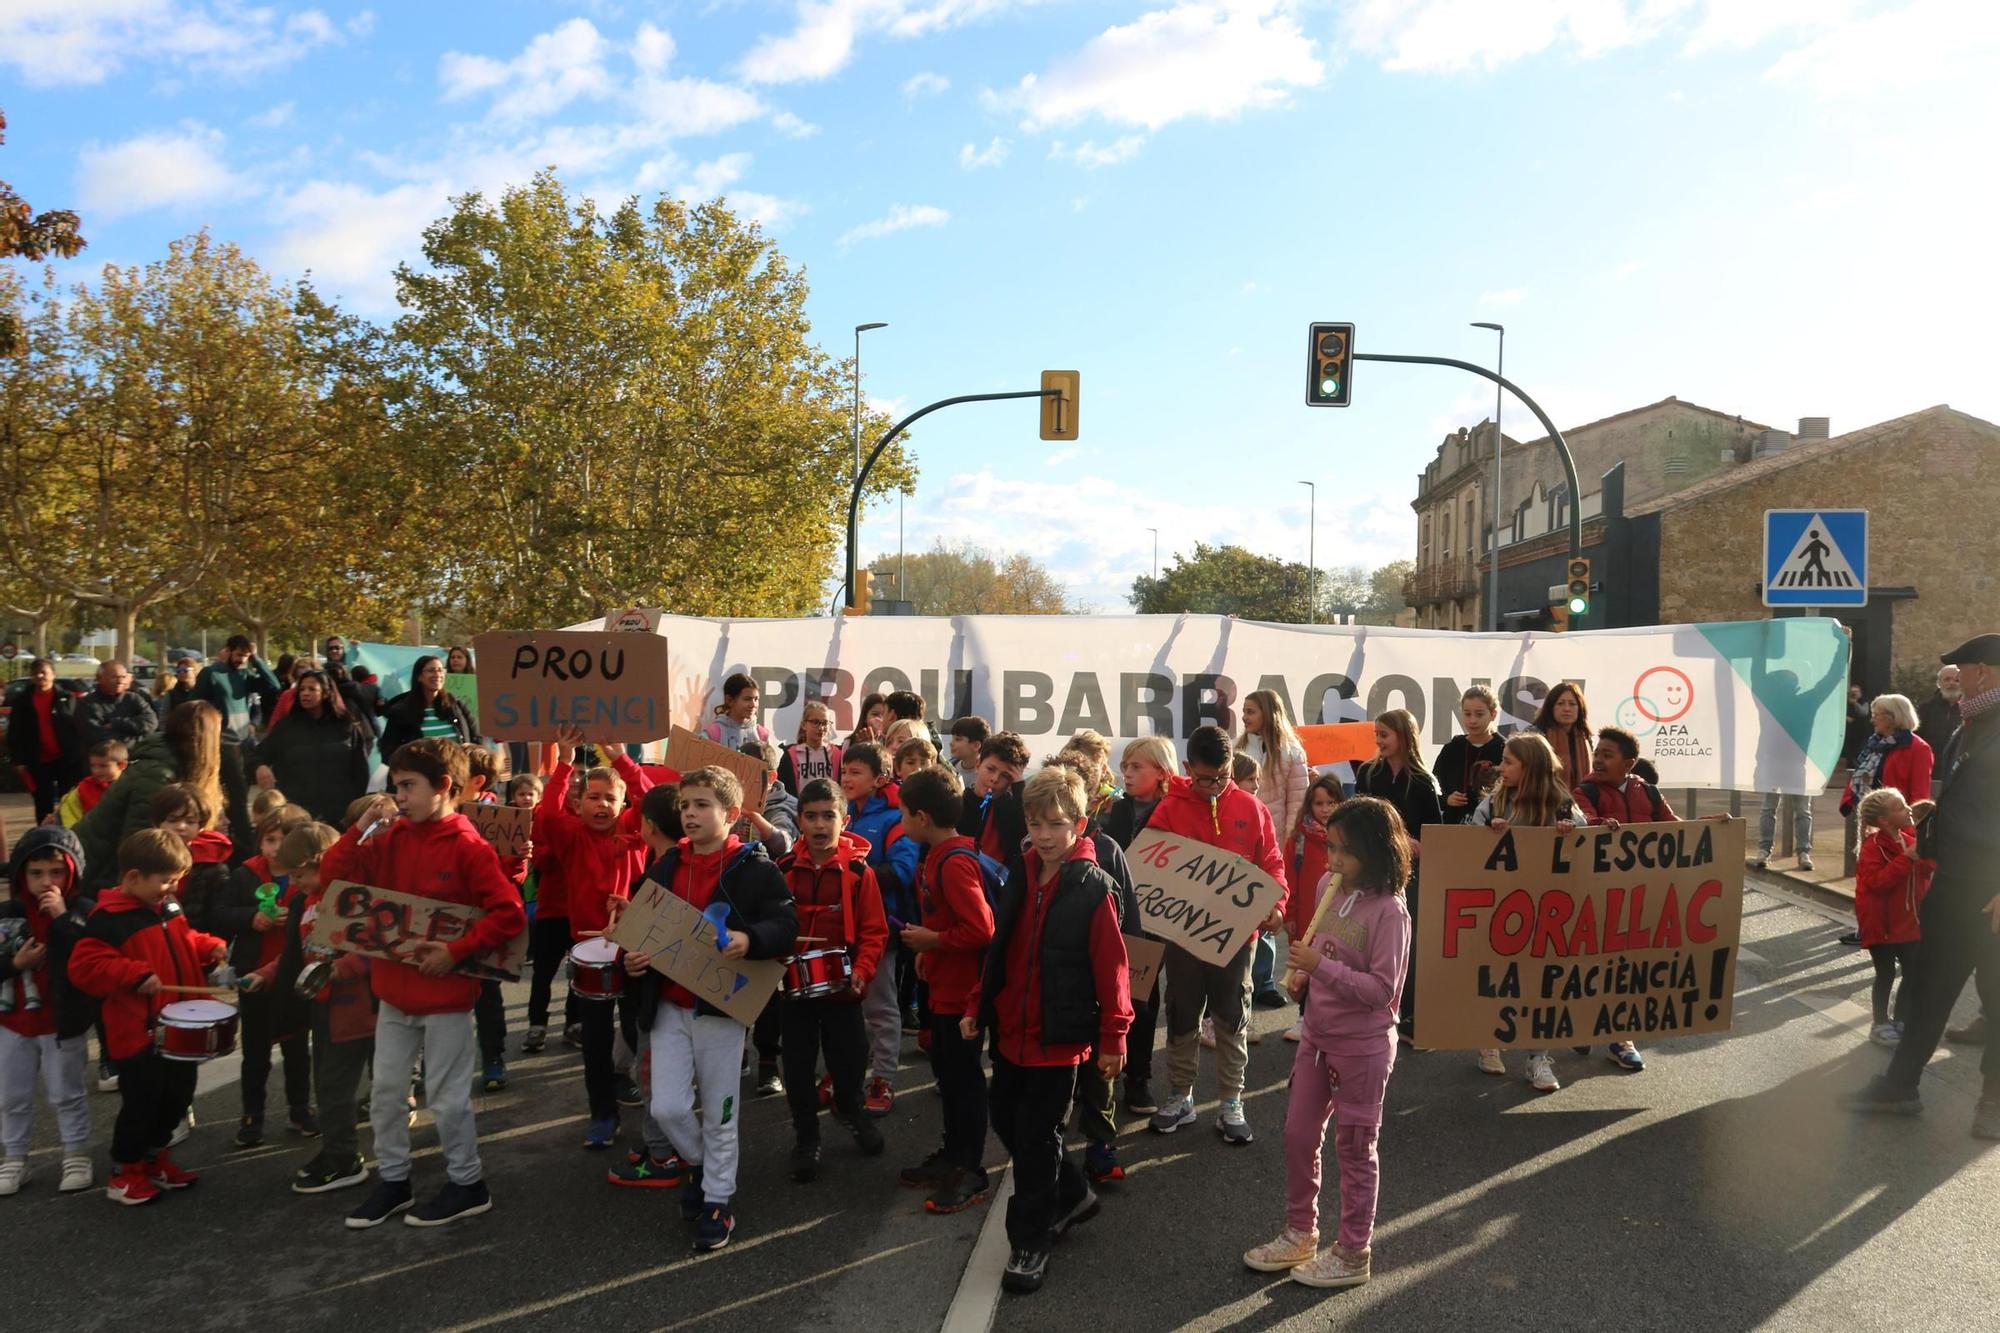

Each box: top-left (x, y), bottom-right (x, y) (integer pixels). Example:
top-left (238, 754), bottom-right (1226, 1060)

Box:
top-left (1763, 509), bottom-right (1867, 608)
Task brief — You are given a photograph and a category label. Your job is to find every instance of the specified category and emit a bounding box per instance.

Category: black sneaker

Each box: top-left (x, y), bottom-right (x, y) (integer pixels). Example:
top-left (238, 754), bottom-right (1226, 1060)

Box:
top-left (790, 1141), bottom-right (820, 1183)
top-left (289, 1108), bottom-right (320, 1138)
top-left (614, 1074), bottom-right (645, 1108)
top-left (925, 1167), bottom-right (993, 1214)
top-left (1840, 1075), bottom-right (1923, 1116)
top-left (1837, 930), bottom-right (1862, 948)
top-left (679, 1166), bottom-right (706, 1221)
top-left (843, 1112), bottom-right (885, 1157)
top-left (1002, 1246), bottom-right (1049, 1294)
top-left (293, 1155), bottom-right (368, 1195)
top-left (345, 1177), bottom-right (414, 1228)
top-left (1054, 1186), bottom-right (1101, 1239)
top-left (1251, 989), bottom-right (1289, 1010)
top-left (694, 1202), bottom-right (735, 1252)
top-left (899, 1150), bottom-right (954, 1190)
top-left (1122, 1078), bottom-right (1160, 1116)
top-left (405, 1178), bottom-right (493, 1227)
top-left (754, 1062), bottom-right (783, 1097)
top-left (234, 1116), bottom-right (265, 1149)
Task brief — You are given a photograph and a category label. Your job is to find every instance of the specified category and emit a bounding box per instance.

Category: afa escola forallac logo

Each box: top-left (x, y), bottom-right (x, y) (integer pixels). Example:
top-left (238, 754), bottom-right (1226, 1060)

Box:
top-left (1616, 665), bottom-right (1714, 759)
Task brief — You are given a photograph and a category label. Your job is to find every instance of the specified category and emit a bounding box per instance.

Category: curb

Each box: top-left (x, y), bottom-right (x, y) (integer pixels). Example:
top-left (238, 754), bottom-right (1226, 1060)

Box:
top-left (1748, 865), bottom-right (1857, 920)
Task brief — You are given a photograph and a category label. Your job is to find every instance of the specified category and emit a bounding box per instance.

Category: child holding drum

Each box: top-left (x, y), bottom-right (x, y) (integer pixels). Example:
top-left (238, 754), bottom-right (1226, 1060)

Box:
top-left (69, 828), bottom-right (230, 1205)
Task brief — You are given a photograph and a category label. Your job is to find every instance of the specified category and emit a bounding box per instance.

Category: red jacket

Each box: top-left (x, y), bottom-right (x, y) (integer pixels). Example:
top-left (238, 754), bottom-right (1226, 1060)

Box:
top-left (1855, 826), bottom-right (1933, 946)
top-left (1572, 777), bottom-right (1678, 825)
top-left (1146, 776), bottom-right (1290, 923)
top-left (319, 810), bottom-right (526, 1016)
top-left (916, 835), bottom-right (995, 1016)
top-left (68, 890), bottom-right (228, 1060)
top-left (1842, 735), bottom-right (1936, 815)
top-left (968, 837), bottom-right (1131, 1067)
top-left (1286, 823), bottom-right (1331, 940)
top-left (778, 830), bottom-right (888, 998)
top-left (534, 757), bottom-right (653, 937)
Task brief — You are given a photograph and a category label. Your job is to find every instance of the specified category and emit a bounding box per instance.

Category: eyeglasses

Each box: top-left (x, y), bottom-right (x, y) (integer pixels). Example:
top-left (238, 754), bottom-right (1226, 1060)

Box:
top-left (1187, 768), bottom-right (1227, 791)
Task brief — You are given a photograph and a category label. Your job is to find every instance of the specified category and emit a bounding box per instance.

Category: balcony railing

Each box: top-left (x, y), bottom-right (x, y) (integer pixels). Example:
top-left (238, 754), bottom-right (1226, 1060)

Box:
top-left (1403, 563), bottom-right (1480, 605)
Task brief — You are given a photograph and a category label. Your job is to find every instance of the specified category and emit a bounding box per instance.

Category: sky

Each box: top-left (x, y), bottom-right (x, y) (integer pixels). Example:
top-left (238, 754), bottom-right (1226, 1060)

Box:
top-left (4, 0), bottom-right (1996, 612)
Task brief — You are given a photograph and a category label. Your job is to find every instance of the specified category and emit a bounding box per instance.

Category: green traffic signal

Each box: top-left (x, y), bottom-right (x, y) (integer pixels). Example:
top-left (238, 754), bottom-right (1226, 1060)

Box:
top-left (1320, 375), bottom-right (1339, 396)
top-left (1567, 594), bottom-right (1588, 615)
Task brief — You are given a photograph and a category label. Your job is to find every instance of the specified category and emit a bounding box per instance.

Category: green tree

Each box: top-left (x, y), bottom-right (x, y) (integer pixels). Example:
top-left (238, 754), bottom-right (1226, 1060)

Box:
top-left (1129, 545), bottom-right (1410, 624)
top-left (0, 109), bottom-right (85, 354)
top-left (392, 171), bottom-right (911, 629)
top-left (875, 540), bottom-right (1079, 615)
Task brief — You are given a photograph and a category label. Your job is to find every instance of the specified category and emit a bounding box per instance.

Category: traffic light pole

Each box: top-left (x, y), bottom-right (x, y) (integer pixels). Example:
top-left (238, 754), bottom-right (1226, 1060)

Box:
top-left (1354, 352), bottom-right (1583, 559)
top-left (844, 388), bottom-right (1062, 610)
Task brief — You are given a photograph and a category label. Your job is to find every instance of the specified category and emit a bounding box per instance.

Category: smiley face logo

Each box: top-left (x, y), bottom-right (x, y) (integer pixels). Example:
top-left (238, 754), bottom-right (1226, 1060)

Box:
top-left (1631, 666), bottom-right (1694, 724)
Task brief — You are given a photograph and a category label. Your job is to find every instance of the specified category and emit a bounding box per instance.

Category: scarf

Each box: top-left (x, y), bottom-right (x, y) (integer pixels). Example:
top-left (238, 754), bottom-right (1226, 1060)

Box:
top-left (1849, 728), bottom-right (1911, 801)
top-left (1960, 686), bottom-right (2000, 725)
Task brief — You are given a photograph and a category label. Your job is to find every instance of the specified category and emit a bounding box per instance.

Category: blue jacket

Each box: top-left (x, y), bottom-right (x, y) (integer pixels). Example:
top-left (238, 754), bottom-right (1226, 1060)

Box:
top-left (848, 791), bottom-right (921, 920)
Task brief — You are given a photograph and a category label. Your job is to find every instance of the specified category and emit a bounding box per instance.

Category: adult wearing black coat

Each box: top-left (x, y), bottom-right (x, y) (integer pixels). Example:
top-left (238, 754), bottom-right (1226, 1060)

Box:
top-left (377, 654), bottom-right (478, 759)
top-left (7, 659), bottom-right (82, 824)
top-left (254, 669), bottom-right (374, 824)
top-left (75, 661), bottom-right (158, 750)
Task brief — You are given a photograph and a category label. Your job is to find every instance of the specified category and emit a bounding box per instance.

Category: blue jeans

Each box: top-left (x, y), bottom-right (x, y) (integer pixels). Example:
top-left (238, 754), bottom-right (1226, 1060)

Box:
top-left (1757, 792), bottom-right (1812, 858)
top-left (1251, 930), bottom-right (1282, 998)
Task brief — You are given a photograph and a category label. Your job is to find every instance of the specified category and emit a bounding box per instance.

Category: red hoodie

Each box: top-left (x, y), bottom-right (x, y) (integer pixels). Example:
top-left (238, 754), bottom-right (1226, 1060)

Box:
top-left (1855, 826), bottom-right (1933, 947)
top-left (916, 834), bottom-right (995, 1016)
top-left (1146, 775), bottom-right (1289, 923)
top-left (535, 758), bottom-right (654, 939)
top-left (967, 836), bottom-right (1131, 1067)
top-left (778, 829), bottom-right (888, 998)
top-left (319, 810), bottom-right (526, 1016)
top-left (1286, 823), bottom-right (1331, 940)
top-left (661, 835), bottom-right (744, 1010)
top-left (69, 890), bottom-right (228, 1059)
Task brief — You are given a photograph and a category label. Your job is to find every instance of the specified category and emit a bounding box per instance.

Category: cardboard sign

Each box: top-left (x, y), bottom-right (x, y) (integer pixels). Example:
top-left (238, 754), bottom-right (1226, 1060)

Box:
top-left (465, 803), bottom-right (531, 860)
top-left (1414, 819), bottom-right (1745, 1051)
top-left (1125, 830), bottom-right (1284, 967)
top-left (1123, 933), bottom-right (1165, 1003)
top-left (607, 876), bottom-right (784, 1027)
top-left (473, 630), bottom-right (672, 742)
top-left (1297, 722), bottom-right (1380, 767)
top-left (664, 725), bottom-right (772, 804)
top-left (606, 606), bottom-right (663, 633)
top-left (306, 880), bottom-right (527, 981)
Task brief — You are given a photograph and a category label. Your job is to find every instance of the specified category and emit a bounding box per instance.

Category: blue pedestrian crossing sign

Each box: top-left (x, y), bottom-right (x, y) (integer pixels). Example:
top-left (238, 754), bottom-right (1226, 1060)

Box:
top-left (1764, 509), bottom-right (1867, 607)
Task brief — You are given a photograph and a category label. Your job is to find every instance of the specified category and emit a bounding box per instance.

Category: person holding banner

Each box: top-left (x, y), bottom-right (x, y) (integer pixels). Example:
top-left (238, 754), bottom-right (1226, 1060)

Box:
top-left (704, 674), bottom-right (773, 752)
top-left (1530, 683), bottom-right (1594, 788)
top-left (1435, 685), bottom-right (1505, 819)
top-left (1245, 795), bottom-right (1410, 1290)
top-left (1147, 726), bottom-right (1287, 1145)
top-left (1353, 711), bottom-right (1442, 1040)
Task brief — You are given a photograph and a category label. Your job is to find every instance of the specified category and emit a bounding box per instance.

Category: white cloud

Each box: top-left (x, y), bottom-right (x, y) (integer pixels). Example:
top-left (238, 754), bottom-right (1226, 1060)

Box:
top-left (741, 1), bottom-right (1038, 84)
top-left (248, 100), bottom-right (295, 129)
top-left (633, 20), bottom-right (675, 75)
top-left (76, 123), bottom-right (250, 219)
top-left (1049, 135), bottom-right (1147, 167)
top-left (1612, 259), bottom-right (1645, 280)
top-left (1763, 0), bottom-right (2000, 100)
top-left (1477, 287), bottom-right (1529, 306)
top-left (839, 202), bottom-right (949, 245)
top-left (1679, 0), bottom-right (1856, 54)
top-left (440, 17), bottom-right (618, 120)
top-left (1003, 1), bottom-right (1323, 132)
top-left (266, 177), bottom-right (455, 309)
top-left (903, 70), bottom-right (950, 98)
top-left (632, 75), bottom-right (768, 135)
top-left (1045, 446), bottom-right (1081, 467)
top-left (1339, 0), bottom-right (1671, 74)
top-left (959, 137), bottom-right (1010, 169)
top-left (771, 111), bottom-right (820, 138)
top-left (0, 2), bottom-right (350, 86)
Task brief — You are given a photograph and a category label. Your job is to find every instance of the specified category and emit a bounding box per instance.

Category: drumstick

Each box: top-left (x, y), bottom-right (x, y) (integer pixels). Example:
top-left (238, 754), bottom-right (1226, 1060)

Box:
top-left (158, 984), bottom-right (239, 998)
top-left (1281, 872), bottom-right (1343, 992)
top-left (794, 935), bottom-right (828, 944)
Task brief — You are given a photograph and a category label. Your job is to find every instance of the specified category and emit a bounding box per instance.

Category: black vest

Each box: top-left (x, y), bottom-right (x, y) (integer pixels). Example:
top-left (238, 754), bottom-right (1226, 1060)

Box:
top-left (978, 858), bottom-right (1115, 1049)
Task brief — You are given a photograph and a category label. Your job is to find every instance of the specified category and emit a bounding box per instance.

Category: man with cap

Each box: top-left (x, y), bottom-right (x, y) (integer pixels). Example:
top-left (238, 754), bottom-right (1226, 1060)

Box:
top-left (1843, 634), bottom-right (2000, 1138)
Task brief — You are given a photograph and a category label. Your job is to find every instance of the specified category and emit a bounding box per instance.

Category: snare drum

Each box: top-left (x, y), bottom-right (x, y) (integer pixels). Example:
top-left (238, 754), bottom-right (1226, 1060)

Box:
top-left (566, 937), bottom-right (625, 1001)
top-left (155, 999), bottom-right (239, 1062)
top-left (781, 948), bottom-right (853, 1001)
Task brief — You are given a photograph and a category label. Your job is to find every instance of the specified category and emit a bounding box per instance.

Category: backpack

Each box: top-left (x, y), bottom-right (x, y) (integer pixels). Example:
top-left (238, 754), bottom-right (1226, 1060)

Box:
top-left (938, 844), bottom-right (1008, 910)
top-left (1579, 778), bottom-right (1667, 822)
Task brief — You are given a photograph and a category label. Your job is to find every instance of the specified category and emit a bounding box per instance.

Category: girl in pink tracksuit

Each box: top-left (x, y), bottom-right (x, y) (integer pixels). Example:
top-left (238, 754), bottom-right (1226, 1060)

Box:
top-left (1243, 795), bottom-right (1411, 1290)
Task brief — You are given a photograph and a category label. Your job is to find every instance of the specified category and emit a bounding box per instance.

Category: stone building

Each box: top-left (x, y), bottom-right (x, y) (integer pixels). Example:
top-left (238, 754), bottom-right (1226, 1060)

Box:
top-left (1405, 397), bottom-right (1766, 630)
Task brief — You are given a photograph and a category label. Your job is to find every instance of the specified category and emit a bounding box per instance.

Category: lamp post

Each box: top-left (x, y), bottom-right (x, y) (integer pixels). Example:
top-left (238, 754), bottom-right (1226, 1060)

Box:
top-left (1471, 321), bottom-right (1504, 632)
top-left (853, 322), bottom-right (887, 591)
top-left (1297, 480), bottom-right (1316, 624)
top-left (1146, 527), bottom-right (1158, 580)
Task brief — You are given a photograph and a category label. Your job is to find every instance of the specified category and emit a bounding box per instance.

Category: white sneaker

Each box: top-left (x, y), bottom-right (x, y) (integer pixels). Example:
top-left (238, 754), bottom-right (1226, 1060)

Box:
top-left (0, 1157), bottom-right (25, 1196)
top-left (1869, 1023), bottom-right (1902, 1047)
top-left (1283, 1024), bottom-right (1303, 1043)
top-left (1244, 1226), bottom-right (1319, 1272)
top-left (1476, 1049), bottom-right (1506, 1076)
top-left (169, 1109), bottom-right (194, 1148)
top-left (59, 1155), bottom-right (92, 1193)
top-left (1292, 1243), bottom-right (1370, 1289)
top-left (1527, 1053), bottom-right (1560, 1093)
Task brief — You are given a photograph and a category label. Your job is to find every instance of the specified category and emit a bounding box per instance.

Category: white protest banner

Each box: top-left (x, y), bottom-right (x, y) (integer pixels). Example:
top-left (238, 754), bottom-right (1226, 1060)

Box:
top-left (606, 606), bottom-right (663, 633)
top-left (1125, 830), bottom-right (1283, 967)
top-left (473, 630), bottom-right (672, 742)
top-left (561, 613), bottom-right (1847, 795)
top-left (1414, 819), bottom-right (1746, 1051)
top-left (307, 880), bottom-right (527, 982)
top-left (607, 877), bottom-right (785, 1027)
top-left (465, 803), bottom-right (531, 860)
top-left (1123, 934), bottom-right (1165, 1003)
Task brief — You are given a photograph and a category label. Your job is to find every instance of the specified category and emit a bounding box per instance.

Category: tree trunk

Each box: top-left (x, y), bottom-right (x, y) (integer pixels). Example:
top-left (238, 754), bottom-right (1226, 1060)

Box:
top-left (114, 602), bottom-right (139, 665)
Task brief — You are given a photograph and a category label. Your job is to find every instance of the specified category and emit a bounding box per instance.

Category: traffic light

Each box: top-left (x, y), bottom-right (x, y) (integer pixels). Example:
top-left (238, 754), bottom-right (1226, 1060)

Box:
top-left (848, 569), bottom-right (873, 615)
top-left (1306, 322), bottom-right (1354, 407)
top-left (1565, 557), bottom-right (1591, 617)
top-left (1548, 602), bottom-right (1570, 632)
top-left (1040, 370), bottom-right (1079, 441)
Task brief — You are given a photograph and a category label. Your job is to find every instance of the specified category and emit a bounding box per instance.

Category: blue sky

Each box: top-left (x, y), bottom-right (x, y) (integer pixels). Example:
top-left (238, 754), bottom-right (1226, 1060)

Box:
top-left (5, 1), bottom-right (1995, 611)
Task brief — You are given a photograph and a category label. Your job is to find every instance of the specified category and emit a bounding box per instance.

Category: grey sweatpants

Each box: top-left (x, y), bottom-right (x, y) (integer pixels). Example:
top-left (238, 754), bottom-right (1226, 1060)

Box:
top-left (0, 1028), bottom-right (90, 1157)
top-left (372, 1001), bottom-right (482, 1186)
top-left (1164, 942), bottom-right (1253, 1102)
top-left (862, 944), bottom-right (902, 1083)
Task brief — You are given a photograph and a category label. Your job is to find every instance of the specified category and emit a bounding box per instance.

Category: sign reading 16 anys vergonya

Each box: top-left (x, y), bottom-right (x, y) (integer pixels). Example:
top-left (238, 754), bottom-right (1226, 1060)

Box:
top-left (1764, 510), bottom-right (1867, 608)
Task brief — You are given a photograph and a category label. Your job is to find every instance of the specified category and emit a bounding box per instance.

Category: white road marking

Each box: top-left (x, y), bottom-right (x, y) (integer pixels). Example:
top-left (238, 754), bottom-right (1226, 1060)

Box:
top-left (941, 1165), bottom-right (1015, 1333)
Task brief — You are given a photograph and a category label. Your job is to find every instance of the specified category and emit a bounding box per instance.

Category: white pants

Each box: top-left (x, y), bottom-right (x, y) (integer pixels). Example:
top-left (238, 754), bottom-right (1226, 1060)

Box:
top-left (649, 1005), bottom-right (746, 1203)
top-left (372, 1002), bottom-right (482, 1186)
top-left (0, 1028), bottom-right (90, 1157)
top-left (862, 951), bottom-right (902, 1082)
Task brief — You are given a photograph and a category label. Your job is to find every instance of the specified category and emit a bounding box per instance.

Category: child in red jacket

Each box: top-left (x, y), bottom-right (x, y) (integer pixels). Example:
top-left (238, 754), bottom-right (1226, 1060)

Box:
top-left (1146, 726), bottom-right (1287, 1145)
top-left (962, 764), bottom-right (1131, 1296)
top-left (68, 829), bottom-right (228, 1205)
top-left (321, 738), bottom-right (526, 1230)
top-left (776, 778), bottom-right (889, 1181)
top-left (537, 725), bottom-right (654, 1150)
top-left (0, 825), bottom-right (96, 1197)
top-left (896, 765), bottom-right (997, 1215)
top-left (1854, 788), bottom-right (1936, 1046)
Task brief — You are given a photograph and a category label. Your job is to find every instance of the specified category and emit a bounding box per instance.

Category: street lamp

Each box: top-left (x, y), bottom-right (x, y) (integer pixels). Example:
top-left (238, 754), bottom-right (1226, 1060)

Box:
top-left (1146, 527), bottom-right (1159, 580)
top-left (1297, 480), bottom-right (1316, 624)
top-left (1471, 322), bottom-right (1504, 632)
top-left (853, 322), bottom-right (887, 593)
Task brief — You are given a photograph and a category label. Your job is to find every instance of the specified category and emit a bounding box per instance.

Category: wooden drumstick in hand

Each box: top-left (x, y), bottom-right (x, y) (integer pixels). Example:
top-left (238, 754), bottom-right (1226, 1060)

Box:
top-left (1281, 873), bottom-right (1343, 992)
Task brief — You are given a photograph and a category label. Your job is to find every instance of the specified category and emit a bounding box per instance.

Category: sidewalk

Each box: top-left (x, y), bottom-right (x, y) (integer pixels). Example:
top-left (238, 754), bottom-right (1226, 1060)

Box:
top-left (1675, 777), bottom-right (1857, 904)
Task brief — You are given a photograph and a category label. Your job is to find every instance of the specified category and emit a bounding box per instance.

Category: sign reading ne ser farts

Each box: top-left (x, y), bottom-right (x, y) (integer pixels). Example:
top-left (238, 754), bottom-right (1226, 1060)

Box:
top-left (473, 630), bottom-right (672, 742)
top-left (1414, 819), bottom-right (1746, 1051)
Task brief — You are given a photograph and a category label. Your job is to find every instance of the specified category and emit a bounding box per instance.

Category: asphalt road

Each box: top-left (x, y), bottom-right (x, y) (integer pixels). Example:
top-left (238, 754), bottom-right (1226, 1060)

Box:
top-left (10, 877), bottom-right (1995, 1332)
